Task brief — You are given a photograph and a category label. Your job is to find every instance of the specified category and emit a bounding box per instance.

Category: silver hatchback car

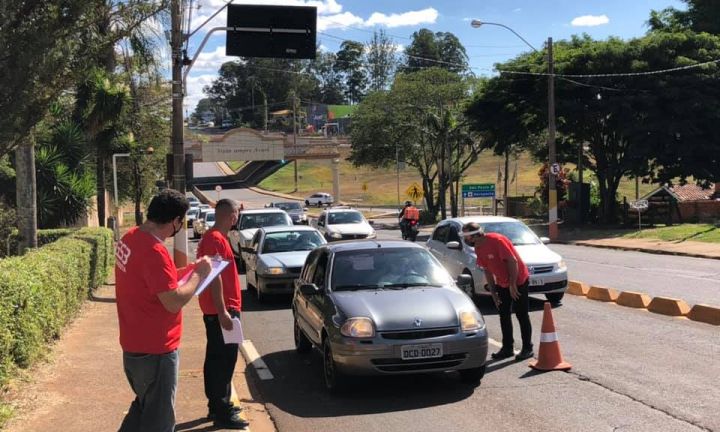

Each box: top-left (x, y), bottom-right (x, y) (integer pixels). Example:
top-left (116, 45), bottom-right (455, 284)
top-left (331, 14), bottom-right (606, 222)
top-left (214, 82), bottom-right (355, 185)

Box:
top-left (292, 240), bottom-right (488, 392)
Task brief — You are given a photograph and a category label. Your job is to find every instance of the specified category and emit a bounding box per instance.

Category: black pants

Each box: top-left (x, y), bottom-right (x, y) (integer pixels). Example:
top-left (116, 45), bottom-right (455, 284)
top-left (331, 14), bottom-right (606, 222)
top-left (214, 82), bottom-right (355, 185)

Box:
top-left (203, 309), bottom-right (240, 416)
top-left (497, 281), bottom-right (533, 350)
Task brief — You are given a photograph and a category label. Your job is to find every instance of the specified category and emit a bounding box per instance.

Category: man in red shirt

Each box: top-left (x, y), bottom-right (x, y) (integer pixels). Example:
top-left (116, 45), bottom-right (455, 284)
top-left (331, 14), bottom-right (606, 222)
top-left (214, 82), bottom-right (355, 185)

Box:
top-left (462, 221), bottom-right (534, 361)
top-left (196, 198), bottom-right (247, 429)
top-left (115, 189), bottom-right (212, 432)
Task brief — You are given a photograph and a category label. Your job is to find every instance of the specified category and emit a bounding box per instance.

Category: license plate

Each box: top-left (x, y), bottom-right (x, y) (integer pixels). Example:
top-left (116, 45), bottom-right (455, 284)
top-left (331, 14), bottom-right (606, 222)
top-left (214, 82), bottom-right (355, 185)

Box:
top-left (401, 343), bottom-right (443, 360)
top-left (529, 277), bottom-right (544, 286)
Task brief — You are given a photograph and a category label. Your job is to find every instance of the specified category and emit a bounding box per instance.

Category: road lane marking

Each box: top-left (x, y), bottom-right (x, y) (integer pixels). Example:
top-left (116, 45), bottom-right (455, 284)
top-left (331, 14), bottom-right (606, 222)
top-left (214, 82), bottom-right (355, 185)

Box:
top-left (240, 339), bottom-right (274, 380)
top-left (488, 337), bottom-right (519, 354)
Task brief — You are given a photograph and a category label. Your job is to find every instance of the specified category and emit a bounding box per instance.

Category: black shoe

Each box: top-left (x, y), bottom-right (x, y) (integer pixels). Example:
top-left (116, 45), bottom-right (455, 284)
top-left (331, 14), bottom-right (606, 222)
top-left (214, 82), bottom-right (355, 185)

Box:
top-left (207, 404), bottom-right (242, 420)
top-left (491, 348), bottom-right (514, 360)
top-left (214, 410), bottom-right (249, 430)
top-left (515, 347), bottom-right (534, 361)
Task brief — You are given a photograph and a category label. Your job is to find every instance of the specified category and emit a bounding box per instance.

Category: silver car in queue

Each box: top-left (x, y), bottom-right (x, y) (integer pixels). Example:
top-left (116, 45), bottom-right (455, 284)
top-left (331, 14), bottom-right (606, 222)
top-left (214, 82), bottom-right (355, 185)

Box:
top-left (243, 226), bottom-right (326, 302)
top-left (292, 240), bottom-right (488, 392)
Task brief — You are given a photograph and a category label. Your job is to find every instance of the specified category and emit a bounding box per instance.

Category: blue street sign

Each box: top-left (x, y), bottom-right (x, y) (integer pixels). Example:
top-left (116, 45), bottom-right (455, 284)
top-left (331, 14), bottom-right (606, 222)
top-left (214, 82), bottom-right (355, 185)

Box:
top-left (462, 183), bottom-right (495, 198)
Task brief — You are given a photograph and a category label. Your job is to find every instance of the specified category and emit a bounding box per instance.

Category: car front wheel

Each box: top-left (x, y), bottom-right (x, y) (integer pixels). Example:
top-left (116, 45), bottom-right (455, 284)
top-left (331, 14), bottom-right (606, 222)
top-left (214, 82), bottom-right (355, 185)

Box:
top-left (255, 274), bottom-right (265, 303)
top-left (459, 365), bottom-right (486, 384)
top-left (546, 292), bottom-right (564, 305)
top-left (323, 337), bottom-right (347, 392)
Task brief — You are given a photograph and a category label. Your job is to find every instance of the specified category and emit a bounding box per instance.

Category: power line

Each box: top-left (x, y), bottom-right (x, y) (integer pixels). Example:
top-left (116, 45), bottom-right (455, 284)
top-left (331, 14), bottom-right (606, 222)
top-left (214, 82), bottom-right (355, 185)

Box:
top-left (497, 59), bottom-right (720, 78)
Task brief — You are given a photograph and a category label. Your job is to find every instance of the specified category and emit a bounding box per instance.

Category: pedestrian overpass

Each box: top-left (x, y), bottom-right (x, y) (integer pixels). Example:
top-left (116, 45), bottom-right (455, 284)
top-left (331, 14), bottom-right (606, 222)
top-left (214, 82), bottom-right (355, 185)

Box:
top-left (185, 128), bottom-right (347, 191)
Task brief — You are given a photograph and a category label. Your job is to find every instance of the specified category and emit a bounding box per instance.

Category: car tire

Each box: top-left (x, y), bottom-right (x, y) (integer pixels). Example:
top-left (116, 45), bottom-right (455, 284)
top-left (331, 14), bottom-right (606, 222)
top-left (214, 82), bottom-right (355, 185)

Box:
top-left (546, 292), bottom-right (564, 305)
top-left (294, 317), bottom-right (311, 354)
top-left (322, 337), bottom-right (347, 393)
top-left (459, 365), bottom-right (486, 384)
top-left (255, 274), bottom-right (265, 303)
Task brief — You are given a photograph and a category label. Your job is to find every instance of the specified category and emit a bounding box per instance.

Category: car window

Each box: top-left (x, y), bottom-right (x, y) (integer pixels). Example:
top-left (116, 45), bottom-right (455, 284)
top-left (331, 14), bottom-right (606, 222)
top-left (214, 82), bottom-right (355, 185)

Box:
top-left (318, 213), bottom-right (326, 225)
top-left (311, 251), bottom-right (328, 287)
top-left (262, 230), bottom-right (324, 253)
top-left (276, 202), bottom-right (302, 211)
top-left (303, 249), bottom-right (320, 281)
top-left (481, 222), bottom-right (540, 246)
top-left (432, 225), bottom-right (450, 243)
top-left (239, 212), bottom-right (292, 230)
top-left (250, 231), bottom-right (261, 250)
top-left (205, 213), bottom-right (215, 222)
top-left (447, 225), bottom-right (461, 242)
top-left (331, 248), bottom-right (452, 291)
top-left (327, 211), bottom-right (363, 225)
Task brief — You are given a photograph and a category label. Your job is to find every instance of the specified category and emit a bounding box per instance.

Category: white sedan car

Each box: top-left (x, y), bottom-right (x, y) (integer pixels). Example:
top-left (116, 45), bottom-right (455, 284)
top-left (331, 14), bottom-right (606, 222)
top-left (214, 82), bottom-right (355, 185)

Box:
top-left (228, 208), bottom-right (293, 272)
top-left (305, 192), bottom-right (334, 207)
top-left (426, 216), bottom-right (567, 304)
top-left (311, 208), bottom-right (376, 242)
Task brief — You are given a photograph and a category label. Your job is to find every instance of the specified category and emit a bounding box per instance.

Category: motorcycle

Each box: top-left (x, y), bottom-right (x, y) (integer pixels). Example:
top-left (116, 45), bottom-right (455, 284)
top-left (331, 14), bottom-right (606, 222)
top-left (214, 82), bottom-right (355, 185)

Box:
top-left (400, 219), bottom-right (419, 242)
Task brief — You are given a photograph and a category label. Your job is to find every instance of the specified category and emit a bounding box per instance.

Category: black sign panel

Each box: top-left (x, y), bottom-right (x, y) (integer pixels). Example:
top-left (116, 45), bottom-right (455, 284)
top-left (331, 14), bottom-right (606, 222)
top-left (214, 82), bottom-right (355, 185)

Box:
top-left (226, 5), bottom-right (316, 59)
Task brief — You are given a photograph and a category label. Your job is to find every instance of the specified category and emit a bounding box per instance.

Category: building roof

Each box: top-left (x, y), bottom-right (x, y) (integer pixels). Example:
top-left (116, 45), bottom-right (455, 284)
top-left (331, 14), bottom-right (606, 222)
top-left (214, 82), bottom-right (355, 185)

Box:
top-left (669, 184), bottom-right (716, 202)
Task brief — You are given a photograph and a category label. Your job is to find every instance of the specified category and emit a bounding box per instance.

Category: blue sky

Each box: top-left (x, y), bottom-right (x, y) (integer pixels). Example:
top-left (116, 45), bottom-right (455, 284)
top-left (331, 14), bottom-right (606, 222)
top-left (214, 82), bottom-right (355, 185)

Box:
top-left (184, 0), bottom-right (685, 112)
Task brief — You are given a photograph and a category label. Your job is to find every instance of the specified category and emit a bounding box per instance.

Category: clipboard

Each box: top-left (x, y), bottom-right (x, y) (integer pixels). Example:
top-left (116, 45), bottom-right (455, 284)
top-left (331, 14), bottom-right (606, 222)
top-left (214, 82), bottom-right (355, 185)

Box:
top-left (177, 258), bottom-right (230, 296)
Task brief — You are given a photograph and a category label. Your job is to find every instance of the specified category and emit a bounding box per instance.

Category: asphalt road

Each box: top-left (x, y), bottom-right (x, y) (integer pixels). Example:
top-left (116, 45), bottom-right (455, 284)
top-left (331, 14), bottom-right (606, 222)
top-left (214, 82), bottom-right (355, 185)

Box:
top-left (185, 181), bottom-right (720, 432)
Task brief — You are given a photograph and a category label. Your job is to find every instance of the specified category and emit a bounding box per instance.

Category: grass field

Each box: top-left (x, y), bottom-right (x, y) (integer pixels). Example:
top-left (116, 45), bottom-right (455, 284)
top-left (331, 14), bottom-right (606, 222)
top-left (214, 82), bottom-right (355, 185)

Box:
top-left (258, 150), bottom-right (657, 207)
top-left (622, 224), bottom-right (720, 243)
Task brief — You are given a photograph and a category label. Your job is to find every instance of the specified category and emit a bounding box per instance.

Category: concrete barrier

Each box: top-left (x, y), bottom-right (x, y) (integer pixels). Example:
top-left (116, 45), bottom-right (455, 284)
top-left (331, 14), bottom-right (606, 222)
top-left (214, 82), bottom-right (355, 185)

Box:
top-left (567, 280), bottom-right (589, 296)
top-left (617, 291), bottom-right (652, 309)
top-left (687, 304), bottom-right (720, 326)
top-left (587, 285), bottom-right (619, 302)
top-left (648, 297), bottom-right (691, 317)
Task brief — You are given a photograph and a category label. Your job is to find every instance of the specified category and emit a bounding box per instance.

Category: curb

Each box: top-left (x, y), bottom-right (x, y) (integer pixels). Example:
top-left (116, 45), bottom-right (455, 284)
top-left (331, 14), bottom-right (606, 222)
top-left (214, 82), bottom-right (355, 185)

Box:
top-left (554, 240), bottom-right (720, 261)
top-left (616, 291), bottom-right (652, 309)
top-left (567, 280), bottom-right (589, 296)
top-left (687, 304), bottom-right (720, 326)
top-left (587, 285), bottom-right (619, 302)
top-left (648, 297), bottom-right (691, 317)
top-left (247, 186), bottom-right (305, 202)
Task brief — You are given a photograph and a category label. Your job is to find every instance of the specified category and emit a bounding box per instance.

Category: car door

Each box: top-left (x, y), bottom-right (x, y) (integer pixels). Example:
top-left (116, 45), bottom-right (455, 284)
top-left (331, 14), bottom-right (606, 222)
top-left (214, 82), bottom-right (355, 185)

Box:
top-left (427, 223), bottom-right (450, 263)
top-left (246, 231), bottom-right (262, 286)
top-left (315, 212), bottom-right (327, 237)
top-left (304, 250), bottom-right (330, 342)
top-left (443, 222), bottom-right (467, 276)
top-left (295, 249), bottom-right (322, 345)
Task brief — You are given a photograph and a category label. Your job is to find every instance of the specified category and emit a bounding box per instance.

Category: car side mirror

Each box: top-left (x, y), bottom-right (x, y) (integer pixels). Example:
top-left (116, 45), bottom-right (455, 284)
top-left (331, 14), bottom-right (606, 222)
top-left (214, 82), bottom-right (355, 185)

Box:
top-left (540, 237), bottom-right (551, 244)
top-left (299, 283), bottom-right (322, 296)
top-left (368, 220), bottom-right (375, 225)
top-left (456, 274), bottom-right (473, 288)
top-left (303, 207), bottom-right (308, 212)
top-left (446, 241), bottom-right (462, 250)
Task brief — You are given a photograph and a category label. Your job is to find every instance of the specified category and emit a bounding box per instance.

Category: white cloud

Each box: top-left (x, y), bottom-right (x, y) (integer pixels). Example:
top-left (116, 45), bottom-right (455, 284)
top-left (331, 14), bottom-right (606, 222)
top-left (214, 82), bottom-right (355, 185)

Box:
top-left (318, 11), bottom-right (365, 31)
top-left (571, 14), bottom-right (609, 27)
top-left (184, 73), bottom-right (220, 113)
top-left (191, 45), bottom-right (237, 71)
top-left (513, 8), bottom-right (522, 13)
top-left (365, 8), bottom-right (438, 28)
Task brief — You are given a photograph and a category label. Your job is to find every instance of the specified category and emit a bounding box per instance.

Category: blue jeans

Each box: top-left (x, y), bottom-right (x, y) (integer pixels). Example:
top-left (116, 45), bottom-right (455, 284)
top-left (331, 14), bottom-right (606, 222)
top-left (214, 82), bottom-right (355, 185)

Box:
top-left (118, 350), bottom-right (179, 432)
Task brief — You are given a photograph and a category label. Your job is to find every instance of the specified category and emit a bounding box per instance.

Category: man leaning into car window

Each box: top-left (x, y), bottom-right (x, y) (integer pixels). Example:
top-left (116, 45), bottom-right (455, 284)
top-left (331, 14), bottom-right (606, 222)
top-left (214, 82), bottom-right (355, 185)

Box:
top-left (461, 222), bottom-right (534, 362)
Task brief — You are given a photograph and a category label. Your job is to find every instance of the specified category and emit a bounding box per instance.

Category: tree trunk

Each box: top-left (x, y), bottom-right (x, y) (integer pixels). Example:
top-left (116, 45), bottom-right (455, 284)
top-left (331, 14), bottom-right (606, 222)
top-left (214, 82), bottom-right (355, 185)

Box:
top-left (422, 176), bottom-right (436, 219)
top-left (15, 136), bottom-right (37, 254)
top-left (97, 154), bottom-right (106, 227)
top-left (133, 162), bottom-right (143, 225)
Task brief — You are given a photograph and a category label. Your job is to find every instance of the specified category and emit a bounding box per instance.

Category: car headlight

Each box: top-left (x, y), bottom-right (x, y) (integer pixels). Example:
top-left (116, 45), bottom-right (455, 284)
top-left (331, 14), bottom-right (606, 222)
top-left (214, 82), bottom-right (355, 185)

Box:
top-left (460, 310), bottom-right (484, 332)
top-left (367, 230), bottom-right (377, 239)
top-left (340, 317), bottom-right (375, 338)
top-left (265, 267), bottom-right (286, 275)
top-left (556, 260), bottom-right (567, 271)
top-left (330, 232), bottom-right (342, 239)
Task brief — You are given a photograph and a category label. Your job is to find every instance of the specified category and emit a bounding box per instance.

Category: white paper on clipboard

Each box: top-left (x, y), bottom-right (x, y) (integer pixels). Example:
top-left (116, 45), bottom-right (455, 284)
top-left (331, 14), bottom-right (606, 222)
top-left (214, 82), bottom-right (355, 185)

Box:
top-left (221, 317), bottom-right (244, 344)
top-left (177, 258), bottom-right (230, 296)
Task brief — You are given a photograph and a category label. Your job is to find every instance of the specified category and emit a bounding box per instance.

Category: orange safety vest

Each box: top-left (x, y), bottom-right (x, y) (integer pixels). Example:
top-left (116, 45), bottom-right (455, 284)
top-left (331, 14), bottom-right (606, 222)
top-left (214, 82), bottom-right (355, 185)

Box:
top-left (404, 206), bottom-right (420, 221)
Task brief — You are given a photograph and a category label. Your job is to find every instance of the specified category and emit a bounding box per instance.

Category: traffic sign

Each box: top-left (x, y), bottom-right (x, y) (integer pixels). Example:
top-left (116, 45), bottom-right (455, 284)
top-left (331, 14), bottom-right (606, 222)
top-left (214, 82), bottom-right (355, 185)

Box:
top-left (630, 199), bottom-right (649, 210)
top-left (405, 182), bottom-right (424, 201)
top-left (550, 163), bottom-right (561, 175)
top-left (462, 183), bottom-right (495, 198)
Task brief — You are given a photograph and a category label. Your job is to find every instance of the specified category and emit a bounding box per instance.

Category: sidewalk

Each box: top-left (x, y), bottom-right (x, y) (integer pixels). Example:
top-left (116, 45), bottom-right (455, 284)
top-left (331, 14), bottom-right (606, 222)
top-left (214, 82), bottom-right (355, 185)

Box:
top-left (1, 279), bottom-right (275, 432)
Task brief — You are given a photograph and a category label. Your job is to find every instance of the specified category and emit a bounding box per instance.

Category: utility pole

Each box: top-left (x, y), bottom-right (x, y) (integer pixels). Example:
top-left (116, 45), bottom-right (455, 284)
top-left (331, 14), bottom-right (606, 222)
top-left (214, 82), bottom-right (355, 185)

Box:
top-left (547, 37), bottom-right (558, 241)
top-left (504, 149), bottom-right (510, 216)
top-left (171, 0), bottom-right (189, 267)
top-left (578, 142), bottom-right (584, 225)
top-left (292, 95), bottom-right (298, 192)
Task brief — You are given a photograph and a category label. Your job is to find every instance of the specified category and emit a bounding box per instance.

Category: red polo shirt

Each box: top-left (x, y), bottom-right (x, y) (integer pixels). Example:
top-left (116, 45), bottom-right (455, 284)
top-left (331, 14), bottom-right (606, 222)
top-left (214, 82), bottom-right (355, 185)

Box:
top-left (115, 227), bottom-right (182, 354)
top-left (474, 232), bottom-right (529, 288)
top-left (197, 229), bottom-right (241, 314)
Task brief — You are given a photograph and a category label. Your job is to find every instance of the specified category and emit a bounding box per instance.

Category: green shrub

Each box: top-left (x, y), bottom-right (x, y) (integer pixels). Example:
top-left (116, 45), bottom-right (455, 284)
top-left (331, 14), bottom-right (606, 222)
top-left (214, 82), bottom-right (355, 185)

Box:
top-left (0, 228), bottom-right (113, 387)
top-left (1, 228), bottom-right (76, 258)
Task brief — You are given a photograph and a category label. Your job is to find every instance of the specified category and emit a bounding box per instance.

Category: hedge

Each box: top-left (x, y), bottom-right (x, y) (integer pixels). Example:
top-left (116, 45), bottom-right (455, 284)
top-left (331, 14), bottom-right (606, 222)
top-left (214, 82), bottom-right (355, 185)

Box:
top-left (0, 228), bottom-right (113, 387)
top-left (1, 228), bottom-right (76, 258)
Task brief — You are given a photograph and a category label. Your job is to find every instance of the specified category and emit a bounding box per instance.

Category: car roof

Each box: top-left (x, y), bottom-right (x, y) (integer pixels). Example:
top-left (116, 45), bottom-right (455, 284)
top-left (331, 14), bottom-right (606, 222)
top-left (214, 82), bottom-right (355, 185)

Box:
top-left (261, 225), bottom-right (319, 234)
top-left (440, 216), bottom-right (520, 225)
top-left (241, 208), bottom-right (287, 214)
top-left (324, 207), bottom-right (361, 214)
top-left (322, 240), bottom-right (425, 253)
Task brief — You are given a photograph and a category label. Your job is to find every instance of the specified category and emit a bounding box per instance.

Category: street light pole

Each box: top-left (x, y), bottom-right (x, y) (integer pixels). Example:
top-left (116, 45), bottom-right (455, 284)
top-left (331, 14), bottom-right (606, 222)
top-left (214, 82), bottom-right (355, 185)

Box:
top-left (470, 20), bottom-right (558, 240)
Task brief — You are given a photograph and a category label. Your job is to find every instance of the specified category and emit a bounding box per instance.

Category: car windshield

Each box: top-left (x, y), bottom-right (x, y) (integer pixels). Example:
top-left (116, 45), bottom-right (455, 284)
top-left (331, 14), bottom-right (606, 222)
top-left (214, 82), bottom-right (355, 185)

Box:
top-left (480, 222), bottom-right (540, 246)
top-left (239, 213), bottom-right (291, 230)
top-left (276, 202), bottom-right (302, 211)
top-left (328, 211), bottom-right (363, 225)
top-left (205, 213), bottom-right (215, 222)
top-left (262, 230), bottom-right (324, 253)
top-left (331, 248), bottom-right (452, 291)
top-left (187, 209), bottom-right (198, 217)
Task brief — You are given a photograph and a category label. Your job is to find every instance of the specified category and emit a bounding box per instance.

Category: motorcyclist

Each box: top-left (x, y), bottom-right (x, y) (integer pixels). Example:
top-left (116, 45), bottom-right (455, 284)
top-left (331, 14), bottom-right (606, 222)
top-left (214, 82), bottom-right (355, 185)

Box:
top-left (398, 200), bottom-right (420, 239)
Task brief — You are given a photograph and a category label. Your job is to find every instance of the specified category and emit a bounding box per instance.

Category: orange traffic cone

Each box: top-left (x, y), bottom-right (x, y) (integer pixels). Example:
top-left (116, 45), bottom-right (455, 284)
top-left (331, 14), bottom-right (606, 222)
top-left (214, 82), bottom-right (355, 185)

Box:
top-left (529, 302), bottom-right (572, 371)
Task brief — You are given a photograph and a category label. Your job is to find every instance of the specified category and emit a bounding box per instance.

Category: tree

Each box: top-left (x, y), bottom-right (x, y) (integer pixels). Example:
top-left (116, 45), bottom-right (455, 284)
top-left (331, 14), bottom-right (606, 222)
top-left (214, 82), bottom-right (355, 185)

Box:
top-left (465, 33), bottom-right (720, 223)
top-left (649, 0), bottom-right (720, 34)
top-left (350, 68), bottom-right (480, 218)
top-left (403, 29), bottom-right (469, 74)
top-left (366, 29), bottom-right (399, 92)
top-left (334, 41), bottom-right (367, 104)
top-left (311, 52), bottom-right (346, 104)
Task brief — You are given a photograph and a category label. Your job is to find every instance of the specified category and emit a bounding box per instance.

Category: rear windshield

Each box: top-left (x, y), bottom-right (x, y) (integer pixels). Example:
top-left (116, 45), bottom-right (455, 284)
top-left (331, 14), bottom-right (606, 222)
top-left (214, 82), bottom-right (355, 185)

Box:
top-left (238, 213), bottom-right (291, 230)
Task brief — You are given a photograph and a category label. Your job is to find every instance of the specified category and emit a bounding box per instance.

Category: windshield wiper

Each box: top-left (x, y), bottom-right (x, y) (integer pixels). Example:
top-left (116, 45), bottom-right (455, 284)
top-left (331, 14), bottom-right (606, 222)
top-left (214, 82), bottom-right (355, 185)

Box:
top-left (334, 284), bottom-right (382, 291)
top-left (381, 283), bottom-right (443, 289)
